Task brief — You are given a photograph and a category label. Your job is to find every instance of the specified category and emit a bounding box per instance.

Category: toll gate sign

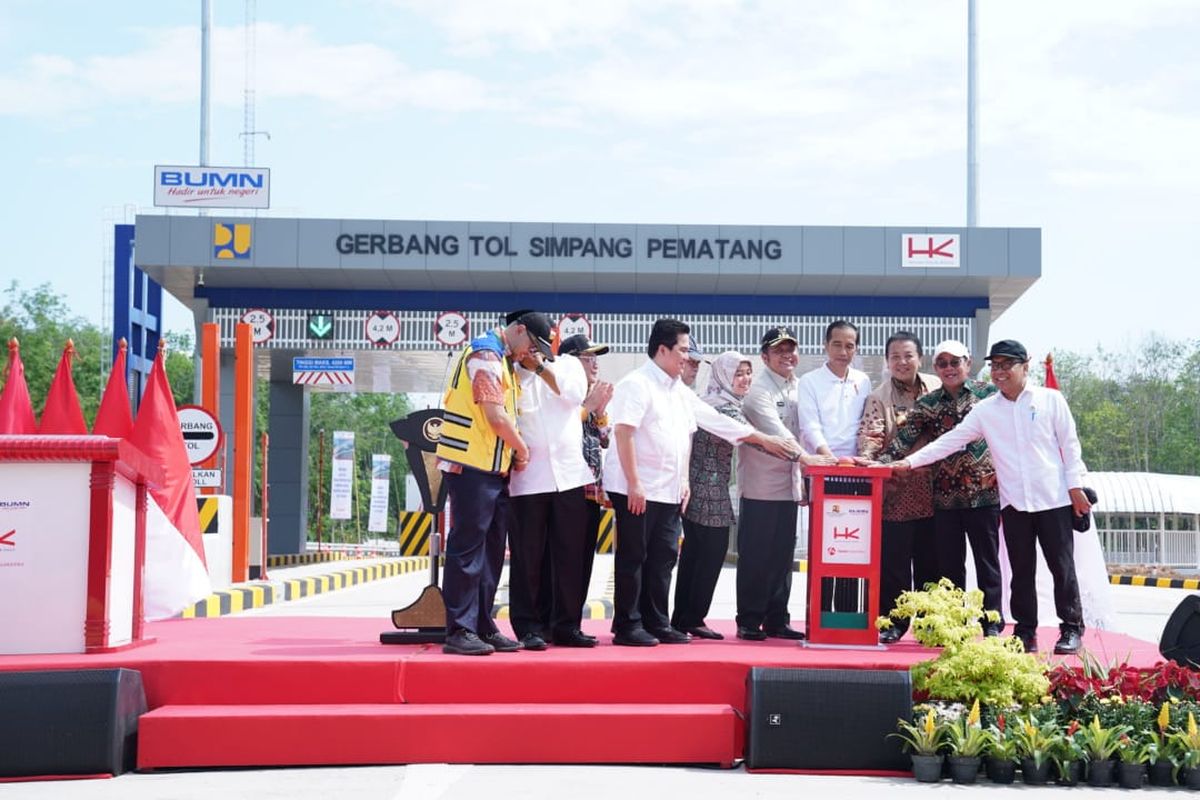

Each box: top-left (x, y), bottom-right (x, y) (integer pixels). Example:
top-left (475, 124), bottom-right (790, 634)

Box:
top-left (177, 405), bottom-right (224, 466)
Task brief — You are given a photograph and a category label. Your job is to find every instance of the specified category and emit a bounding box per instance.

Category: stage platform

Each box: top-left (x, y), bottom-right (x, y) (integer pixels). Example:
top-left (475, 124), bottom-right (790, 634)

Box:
top-left (0, 617), bottom-right (1163, 771)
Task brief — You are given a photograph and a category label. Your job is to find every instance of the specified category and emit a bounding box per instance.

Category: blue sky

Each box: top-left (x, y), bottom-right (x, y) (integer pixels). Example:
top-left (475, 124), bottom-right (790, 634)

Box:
top-left (2, 0), bottom-right (1198, 363)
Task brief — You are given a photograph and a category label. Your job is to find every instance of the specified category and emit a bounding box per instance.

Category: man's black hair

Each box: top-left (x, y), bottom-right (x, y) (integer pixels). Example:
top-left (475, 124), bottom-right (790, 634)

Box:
top-left (885, 330), bottom-right (923, 357)
top-left (648, 318), bottom-right (690, 359)
top-left (824, 319), bottom-right (860, 343)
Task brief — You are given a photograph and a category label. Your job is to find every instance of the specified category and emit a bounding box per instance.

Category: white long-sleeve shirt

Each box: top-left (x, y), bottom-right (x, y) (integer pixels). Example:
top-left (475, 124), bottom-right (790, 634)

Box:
top-left (797, 363), bottom-right (871, 457)
top-left (905, 384), bottom-right (1086, 513)
top-left (509, 355), bottom-right (594, 497)
top-left (603, 359), bottom-right (753, 505)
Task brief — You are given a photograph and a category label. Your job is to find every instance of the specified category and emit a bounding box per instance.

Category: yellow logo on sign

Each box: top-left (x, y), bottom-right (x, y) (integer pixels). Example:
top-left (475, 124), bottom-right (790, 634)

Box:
top-left (214, 223), bottom-right (252, 259)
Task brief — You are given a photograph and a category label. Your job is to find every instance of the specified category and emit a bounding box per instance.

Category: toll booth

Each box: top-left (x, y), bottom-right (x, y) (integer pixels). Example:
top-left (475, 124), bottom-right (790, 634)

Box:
top-left (804, 464), bottom-right (891, 647)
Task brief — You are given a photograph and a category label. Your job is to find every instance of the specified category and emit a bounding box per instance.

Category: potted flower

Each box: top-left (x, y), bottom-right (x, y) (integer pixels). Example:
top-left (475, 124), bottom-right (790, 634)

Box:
top-left (985, 713), bottom-right (1019, 784)
top-left (944, 700), bottom-right (991, 784)
top-left (1168, 710), bottom-right (1200, 790)
top-left (1079, 714), bottom-right (1131, 787)
top-left (1116, 732), bottom-right (1154, 789)
top-left (1012, 715), bottom-right (1057, 785)
top-left (891, 708), bottom-right (945, 782)
top-left (1151, 702), bottom-right (1179, 787)
top-left (1050, 719), bottom-right (1086, 786)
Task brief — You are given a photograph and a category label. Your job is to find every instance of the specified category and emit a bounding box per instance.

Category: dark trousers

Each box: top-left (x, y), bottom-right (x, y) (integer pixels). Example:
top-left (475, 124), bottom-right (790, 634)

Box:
top-left (671, 519), bottom-right (730, 630)
top-left (609, 493), bottom-right (681, 635)
top-left (509, 487), bottom-right (587, 639)
top-left (442, 468), bottom-right (508, 636)
top-left (1001, 504), bottom-right (1083, 638)
top-left (880, 516), bottom-right (937, 631)
top-left (935, 506), bottom-right (1004, 622)
top-left (736, 499), bottom-right (797, 631)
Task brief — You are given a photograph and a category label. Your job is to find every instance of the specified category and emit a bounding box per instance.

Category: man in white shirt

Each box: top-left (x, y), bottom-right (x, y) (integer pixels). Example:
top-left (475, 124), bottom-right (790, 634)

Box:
top-left (797, 320), bottom-right (872, 613)
top-left (797, 320), bottom-right (873, 457)
top-left (604, 319), bottom-right (799, 647)
top-left (508, 350), bottom-right (597, 650)
top-left (892, 339), bottom-right (1093, 655)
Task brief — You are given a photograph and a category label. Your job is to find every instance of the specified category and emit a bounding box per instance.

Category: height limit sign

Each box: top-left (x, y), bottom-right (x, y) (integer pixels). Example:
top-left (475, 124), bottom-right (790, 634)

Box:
top-left (177, 405), bottom-right (224, 466)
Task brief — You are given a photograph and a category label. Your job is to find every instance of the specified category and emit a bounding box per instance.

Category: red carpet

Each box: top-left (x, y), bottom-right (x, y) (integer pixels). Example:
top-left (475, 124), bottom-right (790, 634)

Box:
top-left (0, 617), bottom-right (1163, 770)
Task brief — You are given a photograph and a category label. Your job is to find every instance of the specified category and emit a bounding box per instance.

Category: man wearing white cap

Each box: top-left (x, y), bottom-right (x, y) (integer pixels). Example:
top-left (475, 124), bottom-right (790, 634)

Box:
top-left (882, 340), bottom-right (1004, 641)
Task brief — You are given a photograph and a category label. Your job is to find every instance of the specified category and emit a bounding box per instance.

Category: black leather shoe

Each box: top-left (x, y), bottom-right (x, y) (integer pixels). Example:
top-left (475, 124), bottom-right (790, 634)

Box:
top-left (552, 630), bottom-right (596, 648)
top-left (1054, 630), bottom-right (1082, 655)
top-left (649, 627), bottom-right (692, 644)
top-left (613, 628), bottom-right (659, 647)
top-left (481, 631), bottom-right (520, 652)
top-left (764, 625), bottom-right (806, 641)
top-left (443, 629), bottom-right (494, 656)
top-left (519, 632), bottom-right (548, 651)
top-left (879, 627), bottom-right (903, 644)
top-left (736, 626), bottom-right (767, 641)
top-left (983, 622), bottom-right (1005, 638)
top-left (683, 625), bottom-right (725, 640)
top-left (1013, 633), bottom-right (1038, 654)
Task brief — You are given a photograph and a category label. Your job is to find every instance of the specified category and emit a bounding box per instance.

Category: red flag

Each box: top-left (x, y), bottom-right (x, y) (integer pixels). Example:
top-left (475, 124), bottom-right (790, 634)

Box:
top-left (0, 338), bottom-right (37, 434)
top-left (94, 339), bottom-right (134, 439)
top-left (130, 347), bottom-right (207, 567)
top-left (1044, 353), bottom-right (1059, 390)
top-left (39, 339), bottom-right (89, 434)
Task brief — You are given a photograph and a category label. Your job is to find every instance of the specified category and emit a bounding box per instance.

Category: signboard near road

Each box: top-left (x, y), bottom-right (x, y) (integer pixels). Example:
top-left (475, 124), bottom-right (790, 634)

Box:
top-left (901, 233), bottom-right (960, 268)
top-left (365, 310), bottom-right (401, 347)
top-left (153, 165), bottom-right (270, 209)
top-left (177, 405), bottom-right (223, 466)
top-left (293, 357), bottom-right (355, 387)
top-left (307, 313), bottom-right (336, 340)
top-left (191, 469), bottom-right (222, 489)
top-left (434, 311), bottom-right (469, 347)
top-left (240, 308), bottom-right (275, 344)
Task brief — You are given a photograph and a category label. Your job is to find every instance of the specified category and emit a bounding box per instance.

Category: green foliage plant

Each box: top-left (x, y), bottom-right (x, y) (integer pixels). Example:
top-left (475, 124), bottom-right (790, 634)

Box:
top-left (877, 578), bottom-right (999, 648)
top-left (1050, 719), bottom-right (1087, 779)
top-left (987, 713), bottom-right (1021, 762)
top-left (1168, 711), bottom-right (1200, 769)
top-left (912, 635), bottom-right (1049, 707)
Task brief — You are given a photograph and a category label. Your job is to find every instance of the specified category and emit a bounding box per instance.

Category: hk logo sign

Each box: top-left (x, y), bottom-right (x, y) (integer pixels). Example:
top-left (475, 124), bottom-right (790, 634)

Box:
top-left (901, 233), bottom-right (960, 268)
top-left (0, 529), bottom-right (13, 549)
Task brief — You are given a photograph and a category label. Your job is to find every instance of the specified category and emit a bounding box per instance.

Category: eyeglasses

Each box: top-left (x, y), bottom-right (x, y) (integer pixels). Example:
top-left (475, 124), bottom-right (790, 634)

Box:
top-left (935, 357), bottom-right (963, 369)
top-left (989, 359), bottom-right (1025, 372)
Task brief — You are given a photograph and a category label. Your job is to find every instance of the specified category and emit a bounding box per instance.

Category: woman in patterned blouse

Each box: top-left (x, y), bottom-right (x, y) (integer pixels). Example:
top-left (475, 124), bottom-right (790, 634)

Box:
top-left (671, 351), bottom-right (754, 640)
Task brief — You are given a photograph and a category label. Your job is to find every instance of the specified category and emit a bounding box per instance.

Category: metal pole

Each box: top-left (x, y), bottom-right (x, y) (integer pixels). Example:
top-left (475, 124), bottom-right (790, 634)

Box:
top-left (967, 0), bottom-right (979, 227)
top-left (200, 0), bottom-right (211, 168)
top-left (316, 429), bottom-right (325, 551)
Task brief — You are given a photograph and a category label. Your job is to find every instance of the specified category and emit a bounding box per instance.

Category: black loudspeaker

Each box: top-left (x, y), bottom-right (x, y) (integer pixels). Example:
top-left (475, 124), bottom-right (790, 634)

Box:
top-left (1160, 594), bottom-right (1200, 667)
top-left (745, 667), bottom-right (911, 771)
top-left (0, 668), bottom-right (146, 777)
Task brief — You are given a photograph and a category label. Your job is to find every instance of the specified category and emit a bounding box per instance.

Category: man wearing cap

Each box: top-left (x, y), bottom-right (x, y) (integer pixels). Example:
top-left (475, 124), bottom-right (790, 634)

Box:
top-left (604, 318), bottom-right (801, 647)
top-left (682, 339), bottom-right (705, 391)
top-left (436, 310), bottom-right (555, 656)
top-left (881, 339), bottom-right (1004, 641)
top-left (892, 340), bottom-right (1092, 655)
top-left (736, 326), bottom-right (836, 641)
top-left (558, 334), bottom-right (615, 621)
top-left (508, 330), bottom-right (602, 650)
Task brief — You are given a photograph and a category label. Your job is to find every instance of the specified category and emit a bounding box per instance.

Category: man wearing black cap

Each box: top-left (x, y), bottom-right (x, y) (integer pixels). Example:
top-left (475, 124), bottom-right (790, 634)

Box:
top-left (508, 329), bottom-right (605, 650)
top-left (736, 326), bottom-right (835, 641)
top-left (892, 339), bottom-right (1093, 655)
top-left (435, 310), bottom-right (556, 656)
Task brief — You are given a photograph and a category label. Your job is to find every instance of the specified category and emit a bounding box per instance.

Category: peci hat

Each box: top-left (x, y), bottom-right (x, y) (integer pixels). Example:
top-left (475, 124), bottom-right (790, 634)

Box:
top-left (504, 310), bottom-right (556, 360)
top-left (933, 339), bottom-right (971, 360)
top-left (558, 333), bottom-right (610, 358)
top-left (761, 326), bottom-right (798, 349)
top-left (985, 339), bottom-right (1029, 363)
top-left (687, 337), bottom-right (706, 363)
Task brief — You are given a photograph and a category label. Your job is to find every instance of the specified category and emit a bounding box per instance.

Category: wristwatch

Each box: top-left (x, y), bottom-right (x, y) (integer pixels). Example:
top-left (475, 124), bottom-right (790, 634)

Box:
top-left (535, 363), bottom-right (545, 375)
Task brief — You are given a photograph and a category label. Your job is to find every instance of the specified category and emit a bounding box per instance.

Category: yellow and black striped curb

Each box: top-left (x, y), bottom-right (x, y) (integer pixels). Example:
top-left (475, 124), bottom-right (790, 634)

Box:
top-left (181, 557), bottom-right (431, 618)
top-left (492, 598), bottom-right (614, 621)
top-left (265, 551), bottom-right (356, 568)
top-left (1110, 574), bottom-right (1200, 590)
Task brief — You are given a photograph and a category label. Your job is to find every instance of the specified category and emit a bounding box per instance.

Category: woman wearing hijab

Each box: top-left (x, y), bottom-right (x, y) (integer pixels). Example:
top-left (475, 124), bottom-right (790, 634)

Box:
top-left (670, 351), bottom-right (754, 639)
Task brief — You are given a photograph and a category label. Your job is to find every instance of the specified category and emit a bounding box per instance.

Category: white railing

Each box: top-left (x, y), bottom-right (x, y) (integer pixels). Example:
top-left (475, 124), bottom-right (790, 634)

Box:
top-left (1098, 528), bottom-right (1200, 569)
